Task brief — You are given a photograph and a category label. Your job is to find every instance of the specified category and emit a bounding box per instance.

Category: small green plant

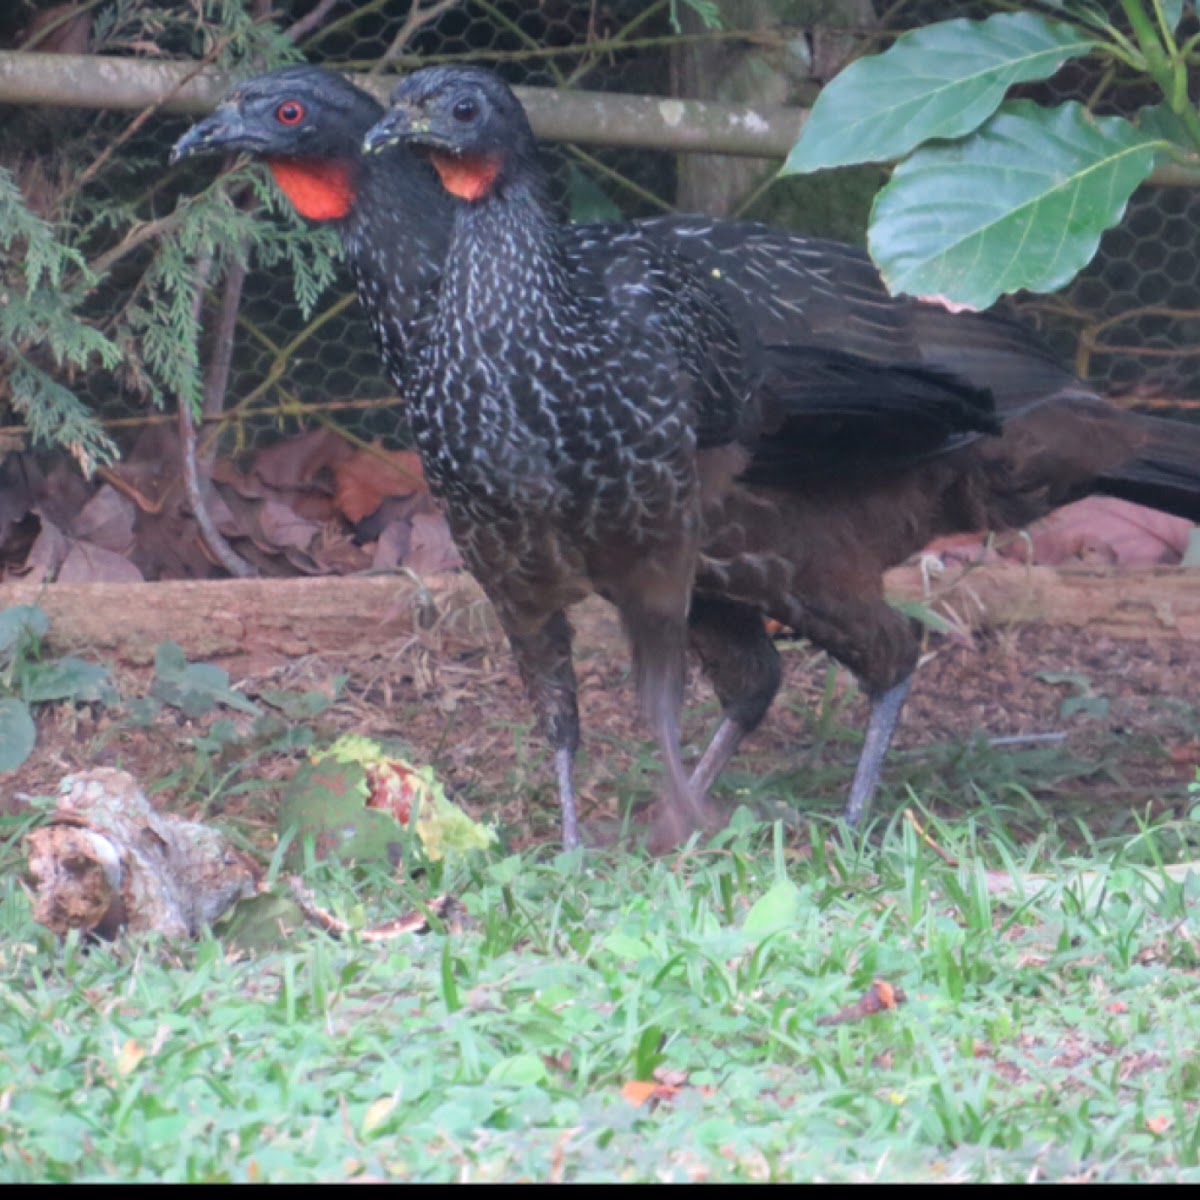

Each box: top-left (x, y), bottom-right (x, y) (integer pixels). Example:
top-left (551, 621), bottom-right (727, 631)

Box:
top-left (0, 0), bottom-right (332, 467)
top-left (783, 1), bottom-right (1200, 309)
top-left (0, 604), bottom-right (118, 772)
top-left (6, 811), bottom-right (1200, 1181)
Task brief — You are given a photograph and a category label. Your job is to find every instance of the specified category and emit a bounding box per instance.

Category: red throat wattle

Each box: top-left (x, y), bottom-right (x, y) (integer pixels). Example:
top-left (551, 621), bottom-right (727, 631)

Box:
top-left (428, 152), bottom-right (500, 202)
top-left (265, 157), bottom-right (355, 221)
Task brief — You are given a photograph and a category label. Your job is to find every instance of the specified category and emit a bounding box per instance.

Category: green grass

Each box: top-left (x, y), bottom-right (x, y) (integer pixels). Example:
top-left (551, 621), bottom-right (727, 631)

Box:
top-left (4, 799), bottom-right (1200, 1182)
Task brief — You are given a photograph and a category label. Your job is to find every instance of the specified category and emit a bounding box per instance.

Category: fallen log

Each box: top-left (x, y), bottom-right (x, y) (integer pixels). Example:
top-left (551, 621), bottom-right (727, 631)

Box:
top-left (1, 563), bottom-right (1198, 675)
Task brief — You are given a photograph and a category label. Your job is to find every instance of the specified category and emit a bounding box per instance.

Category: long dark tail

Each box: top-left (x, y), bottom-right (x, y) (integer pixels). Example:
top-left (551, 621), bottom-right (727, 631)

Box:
top-left (742, 344), bottom-right (999, 486)
top-left (909, 306), bottom-right (1089, 418)
top-left (1094, 413), bottom-right (1200, 522)
top-left (969, 396), bottom-right (1200, 531)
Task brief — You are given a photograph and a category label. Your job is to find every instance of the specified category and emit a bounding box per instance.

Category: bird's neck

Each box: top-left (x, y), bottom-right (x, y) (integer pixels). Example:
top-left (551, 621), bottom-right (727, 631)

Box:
top-left (408, 173), bottom-right (580, 494)
top-left (336, 148), bottom-right (456, 388)
top-left (265, 156), bottom-right (358, 222)
top-left (443, 176), bottom-right (576, 328)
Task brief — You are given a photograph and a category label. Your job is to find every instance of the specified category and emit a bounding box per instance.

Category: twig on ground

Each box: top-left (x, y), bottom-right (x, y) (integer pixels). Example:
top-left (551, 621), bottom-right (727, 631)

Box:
top-left (904, 807), bottom-right (959, 867)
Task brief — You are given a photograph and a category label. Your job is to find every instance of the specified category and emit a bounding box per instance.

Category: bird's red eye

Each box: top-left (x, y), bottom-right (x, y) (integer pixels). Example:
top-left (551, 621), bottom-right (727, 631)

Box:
top-left (276, 101), bottom-right (304, 126)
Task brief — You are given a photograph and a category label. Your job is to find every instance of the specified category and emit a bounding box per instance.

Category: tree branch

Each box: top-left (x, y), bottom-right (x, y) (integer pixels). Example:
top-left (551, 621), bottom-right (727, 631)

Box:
top-left (0, 49), bottom-right (809, 159)
top-left (374, 0), bottom-right (464, 69)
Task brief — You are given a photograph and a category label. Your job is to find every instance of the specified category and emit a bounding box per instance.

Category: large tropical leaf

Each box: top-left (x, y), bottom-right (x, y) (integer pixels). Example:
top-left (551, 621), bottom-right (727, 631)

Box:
top-left (868, 101), bottom-right (1164, 309)
top-left (783, 12), bottom-right (1098, 174)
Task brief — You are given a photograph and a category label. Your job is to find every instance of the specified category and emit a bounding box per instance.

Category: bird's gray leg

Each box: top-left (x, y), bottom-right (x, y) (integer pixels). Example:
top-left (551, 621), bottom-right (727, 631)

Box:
top-left (769, 589), bottom-right (918, 829)
top-left (617, 597), bottom-right (713, 850)
top-left (502, 610), bottom-right (581, 850)
top-left (687, 596), bottom-right (782, 798)
top-left (843, 675), bottom-right (912, 828)
top-left (553, 746), bottom-right (579, 851)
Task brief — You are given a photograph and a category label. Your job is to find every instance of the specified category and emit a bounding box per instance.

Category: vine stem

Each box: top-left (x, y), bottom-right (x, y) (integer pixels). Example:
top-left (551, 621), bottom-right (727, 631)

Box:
top-left (1119, 0), bottom-right (1200, 150)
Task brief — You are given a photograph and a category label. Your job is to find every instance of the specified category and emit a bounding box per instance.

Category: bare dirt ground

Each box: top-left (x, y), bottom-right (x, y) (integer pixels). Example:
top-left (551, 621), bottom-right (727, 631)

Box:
top-left (10, 603), bottom-right (1199, 851)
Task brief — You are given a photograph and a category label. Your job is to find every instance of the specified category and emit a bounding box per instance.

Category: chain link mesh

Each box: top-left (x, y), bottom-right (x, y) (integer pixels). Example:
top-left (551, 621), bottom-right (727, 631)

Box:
top-left (5, 0), bottom-right (1199, 458)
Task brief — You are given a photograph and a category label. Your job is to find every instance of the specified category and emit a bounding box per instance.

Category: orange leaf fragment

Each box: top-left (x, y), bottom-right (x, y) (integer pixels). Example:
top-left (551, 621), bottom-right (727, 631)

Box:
top-left (620, 1077), bottom-right (714, 1108)
top-left (817, 979), bottom-right (908, 1027)
top-left (622, 1080), bottom-right (673, 1107)
top-left (873, 980), bottom-right (900, 1010)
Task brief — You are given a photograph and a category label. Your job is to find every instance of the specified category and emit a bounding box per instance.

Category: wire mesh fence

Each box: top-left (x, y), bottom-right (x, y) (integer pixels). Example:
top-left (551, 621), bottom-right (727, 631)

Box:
top-left (2, 0), bottom-right (1199, 465)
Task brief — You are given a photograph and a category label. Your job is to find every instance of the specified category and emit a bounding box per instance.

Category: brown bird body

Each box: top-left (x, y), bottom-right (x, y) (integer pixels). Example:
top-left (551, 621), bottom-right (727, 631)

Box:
top-left (172, 65), bottom-right (1200, 844)
top-left (361, 66), bottom-right (1009, 848)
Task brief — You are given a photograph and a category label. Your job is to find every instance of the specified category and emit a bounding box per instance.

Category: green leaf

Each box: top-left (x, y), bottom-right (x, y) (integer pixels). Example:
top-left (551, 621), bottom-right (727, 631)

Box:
top-left (216, 891), bottom-right (306, 955)
top-left (1159, 0), bottom-right (1186, 31)
top-left (888, 598), bottom-right (961, 639)
top-left (277, 756), bottom-right (407, 870)
top-left (783, 13), bottom-right (1097, 174)
top-left (486, 1053), bottom-right (547, 1087)
top-left (0, 605), bottom-right (49, 664)
top-left (633, 1025), bottom-right (666, 1080)
top-left (869, 101), bottom-right (1163, 309)
top-left (259, 687), bottom-right (334, 721)
top-left (1135, 101), bottom-right (1200, 160)
top-left (23, 658), bottom-right (118, 706)
top-left (306, 736), bottom-right (495, 864)
top-left (441, 939), bottom-right (461, 1014)
top-left (1181, 526), bottom-right (1200, 567)
top-left (0, 697), bottom-right (36, 772)
top-left (567, 166), bottom-right (623, 225)
top-left (603, 930), bottom-right (653, 961)
top-left (150, 642), bottom-right (262, 718)
top-left (742, 879), bottom-right (801, 940)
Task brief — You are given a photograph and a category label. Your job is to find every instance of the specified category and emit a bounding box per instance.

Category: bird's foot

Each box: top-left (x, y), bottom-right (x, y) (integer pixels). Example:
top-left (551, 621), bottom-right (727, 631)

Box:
top-left (643, 789), bottom-right (727, 856)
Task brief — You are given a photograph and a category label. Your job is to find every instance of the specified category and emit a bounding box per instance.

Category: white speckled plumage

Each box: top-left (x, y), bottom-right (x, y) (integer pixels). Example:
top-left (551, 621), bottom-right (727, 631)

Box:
top-left (173, 65), bottom-right (1200, 840)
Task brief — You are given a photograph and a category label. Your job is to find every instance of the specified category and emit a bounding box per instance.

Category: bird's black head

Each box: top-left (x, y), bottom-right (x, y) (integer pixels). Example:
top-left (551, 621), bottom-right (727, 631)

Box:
top-left (170, 65), bottom-right (385, 221)
top-left (362, 66), bottom-right (537, 203)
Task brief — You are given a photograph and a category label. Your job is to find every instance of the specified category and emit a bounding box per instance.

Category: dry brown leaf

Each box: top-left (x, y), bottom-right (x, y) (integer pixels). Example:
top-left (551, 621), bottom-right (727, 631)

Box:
top-left (370, 520), bottom-right (411, 572)
top-left (334, 447), bottom-right (427, 523)
top-left (114, 1039), bottom-right (145, 1077)
top-left (71, 484), bottom-right (136, 553)
top-left (22, 515), bottom-right (70, 581)
top-left (1167, 743), bottom-right (1200, 767)
top-left (621, 1080), bottom-right (669, 1107)
top-left (256, 498), bottom-right (322, 552)
top-left (405, 510), bottom-right (460, 575)
top-left (58, 538), bottom-right (144, 584)
top-left (252, 428), bottom-right (353, 492)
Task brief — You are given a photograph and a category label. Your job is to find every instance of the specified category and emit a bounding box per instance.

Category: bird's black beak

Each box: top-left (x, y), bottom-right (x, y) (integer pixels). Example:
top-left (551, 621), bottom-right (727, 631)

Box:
top-left (169, 105), bottom-right (257, 164)
top-left (362, 102), bottom-right (430, 156)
